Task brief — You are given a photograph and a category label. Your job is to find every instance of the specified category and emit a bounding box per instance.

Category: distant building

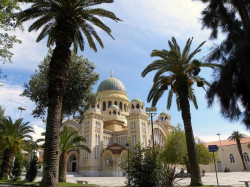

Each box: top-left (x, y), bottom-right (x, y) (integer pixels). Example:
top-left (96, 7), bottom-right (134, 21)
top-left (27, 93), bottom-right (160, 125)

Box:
top-left (62, 74), bottom-right (174, 176)
top-left (201, 137), bottom-right (250, 172)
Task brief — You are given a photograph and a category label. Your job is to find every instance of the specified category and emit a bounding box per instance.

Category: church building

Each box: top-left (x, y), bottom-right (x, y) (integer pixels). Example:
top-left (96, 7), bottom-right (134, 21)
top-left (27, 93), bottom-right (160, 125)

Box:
top-left (63, 74), bottom-right (174, 176)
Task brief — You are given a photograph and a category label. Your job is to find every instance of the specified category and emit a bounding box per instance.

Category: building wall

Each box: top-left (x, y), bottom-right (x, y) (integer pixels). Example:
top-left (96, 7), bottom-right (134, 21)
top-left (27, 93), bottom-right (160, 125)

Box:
top-left (200, 142), bottom-right (250, 172)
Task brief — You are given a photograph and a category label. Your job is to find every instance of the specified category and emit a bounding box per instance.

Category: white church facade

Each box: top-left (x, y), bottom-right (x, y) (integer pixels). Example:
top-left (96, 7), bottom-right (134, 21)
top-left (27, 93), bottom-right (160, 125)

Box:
top-left (63, 74), bottom-right (174, 176)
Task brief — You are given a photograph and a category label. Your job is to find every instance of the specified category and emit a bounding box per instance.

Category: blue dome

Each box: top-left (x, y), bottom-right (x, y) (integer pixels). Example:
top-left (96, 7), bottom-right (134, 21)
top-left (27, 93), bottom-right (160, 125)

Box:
top-left (97, 77), bottom-right (126, 93)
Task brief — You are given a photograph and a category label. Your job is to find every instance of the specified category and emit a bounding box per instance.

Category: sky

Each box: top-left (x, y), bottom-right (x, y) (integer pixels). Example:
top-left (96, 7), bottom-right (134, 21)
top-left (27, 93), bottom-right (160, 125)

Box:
top-left (1, 0), bottom-right (250, 142)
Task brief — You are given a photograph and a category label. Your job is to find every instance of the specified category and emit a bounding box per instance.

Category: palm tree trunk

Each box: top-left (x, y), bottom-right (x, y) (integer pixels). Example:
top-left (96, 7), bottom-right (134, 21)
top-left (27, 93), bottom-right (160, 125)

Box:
top-left (40, 17), bottom-right (75, 187)
top-left (236, 139), bottom-right (247, 170)
top-left (59, 152), bottom-right (68, 182)
top-left (0, 149), bottom-right (14, 179)
top-left (177, 78), bottom-right (202, 186)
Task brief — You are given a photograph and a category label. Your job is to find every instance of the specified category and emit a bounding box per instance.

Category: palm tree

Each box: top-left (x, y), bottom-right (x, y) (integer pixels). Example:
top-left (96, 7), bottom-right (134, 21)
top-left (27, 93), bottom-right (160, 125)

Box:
top-left (199, 0), bottom-right (250, 128)
top-left (0, 117), bottom-right (37, 179)
top-left (59, 126), bottom-right (90, 182)
top-left (37, 126), bottom-right (91, 182)
top-left (142, 37), bottom-right (219, 186)
top-left (18, 1), bottom-right (120, 186)
top-left (228, 131), bottom-right (247, 170)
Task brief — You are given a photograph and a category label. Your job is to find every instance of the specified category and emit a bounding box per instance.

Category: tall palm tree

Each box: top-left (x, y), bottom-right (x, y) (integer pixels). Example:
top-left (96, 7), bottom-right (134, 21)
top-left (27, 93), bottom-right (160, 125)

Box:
top-left (199, 0), bottom-right (250, 128)
top-left (0, 117), bottom-right (37, 179)
top-left (142, 37), bottom-right (219, 186)
top-left (228, 131), bottom-right (247, 170)
top-left (37, 126), bottom-right (91, 182)
top-left (18, 1), bottom-right (120, 186)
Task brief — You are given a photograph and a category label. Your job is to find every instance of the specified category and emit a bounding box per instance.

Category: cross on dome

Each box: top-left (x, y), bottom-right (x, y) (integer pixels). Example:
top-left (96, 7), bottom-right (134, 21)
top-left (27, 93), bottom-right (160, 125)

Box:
top-left (110, 70), bottom-right (114, 77)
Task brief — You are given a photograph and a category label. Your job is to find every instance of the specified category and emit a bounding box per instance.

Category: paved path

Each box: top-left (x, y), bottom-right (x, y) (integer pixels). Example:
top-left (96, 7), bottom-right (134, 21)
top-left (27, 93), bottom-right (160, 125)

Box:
top-left (31, 171), bottom-right (250, 186)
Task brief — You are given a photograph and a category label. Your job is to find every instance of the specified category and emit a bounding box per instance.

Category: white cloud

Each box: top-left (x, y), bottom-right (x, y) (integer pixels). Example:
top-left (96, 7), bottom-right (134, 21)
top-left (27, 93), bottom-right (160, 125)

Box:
top-left (0, 82), bottom-right (34, 119)
top-left (30, 123), bottom-right (45, 141)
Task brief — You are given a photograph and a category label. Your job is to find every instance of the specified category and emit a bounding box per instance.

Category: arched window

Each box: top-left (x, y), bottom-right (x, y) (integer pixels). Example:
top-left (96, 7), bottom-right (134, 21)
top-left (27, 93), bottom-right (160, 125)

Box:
top-left (244, 152), bottom-right (249, 163)
top-left (109, 111), bottom-right (111, 115)
top-left (118, 112), bottom-right (120, 115)
top-left (114, 101), bottom-right (117, 105)
top-left (119, 102), bottom-right (122, 110)
top-left (136, 103), bottom-right (140, 109)
top-left (103, 101), bottom-right (106, 111)
top-left (124, 104), bottom-right (127, 112)
top-left (132, 104), bottom-right (134, 109)
top-left (113, 110), bottom-right (116, 115)
top-left (108, 101), bottom-right (112, 108)
top-left (229, 154), bottom-right (235, 163)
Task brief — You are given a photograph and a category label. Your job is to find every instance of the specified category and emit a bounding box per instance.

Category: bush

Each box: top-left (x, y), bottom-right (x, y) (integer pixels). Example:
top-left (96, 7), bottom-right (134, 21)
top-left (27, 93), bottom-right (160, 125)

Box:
top-left (25, 155), bottom-right (38, 182)
top-left (12, 152), bottom-right (24, 180)
top-left (121, 144), bottom-right (180, 187)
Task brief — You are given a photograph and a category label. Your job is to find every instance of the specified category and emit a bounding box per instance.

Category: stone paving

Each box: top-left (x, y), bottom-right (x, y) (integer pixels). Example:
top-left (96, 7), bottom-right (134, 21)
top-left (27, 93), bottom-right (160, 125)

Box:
top-left (32, 171), bottom-right (250, 187)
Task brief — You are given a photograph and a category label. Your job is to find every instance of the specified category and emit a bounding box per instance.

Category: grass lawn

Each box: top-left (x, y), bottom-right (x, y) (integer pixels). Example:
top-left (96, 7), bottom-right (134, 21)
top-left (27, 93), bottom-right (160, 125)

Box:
top-left (0, 180), bottom-right (97, 186)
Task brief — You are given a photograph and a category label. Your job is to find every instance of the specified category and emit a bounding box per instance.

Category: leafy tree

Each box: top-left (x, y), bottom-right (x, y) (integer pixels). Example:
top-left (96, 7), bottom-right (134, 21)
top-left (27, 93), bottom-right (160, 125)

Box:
top-left (199, 0), bottom-right (250, 128)
top-left (36, 126), bottom-right (91, 182)
top-left (0, 117), bottom-right (37, 179)
top-left (12, 151), bottom-right (24, 180)
top-left (0, 0), bottom-right (22, 63)
top-left (121, 144), bottom-right (180, 187)
top-left (22, 49), bottom-right (99, 121)
top-left (160, 125), bottom-right (213, 173)
top-left (121, 144), bottom-right (159, 187)
top-left (228, 131), bottom-right (247, 170)
top-left (26, 155), bottom-right (38, 182)
top-left (18, 1), bottom-right (120, 185)
top-left (142, 37), bottom-right (219, 186)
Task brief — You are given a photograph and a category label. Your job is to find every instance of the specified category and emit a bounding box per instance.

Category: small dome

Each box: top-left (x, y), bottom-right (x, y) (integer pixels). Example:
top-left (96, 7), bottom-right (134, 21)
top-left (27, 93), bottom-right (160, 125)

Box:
top-left (109, 105), bottom-right (119, 109)
top-left (131, 98), bottom-right (143, 103)
top-left (160, 111), bottom-right (168, 116)
top-left (97, 77), bottom-right (126, 93)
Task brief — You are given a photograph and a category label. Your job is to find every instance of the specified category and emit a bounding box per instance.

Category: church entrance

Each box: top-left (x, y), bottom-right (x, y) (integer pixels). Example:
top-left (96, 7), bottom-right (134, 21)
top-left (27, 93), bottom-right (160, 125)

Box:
top-left (72, 162), bottom-right (76, 172)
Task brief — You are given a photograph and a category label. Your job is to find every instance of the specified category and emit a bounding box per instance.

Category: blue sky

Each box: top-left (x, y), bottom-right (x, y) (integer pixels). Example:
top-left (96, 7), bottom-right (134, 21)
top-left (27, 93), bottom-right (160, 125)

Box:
top-left (0, 0), bottom-right (249, 142)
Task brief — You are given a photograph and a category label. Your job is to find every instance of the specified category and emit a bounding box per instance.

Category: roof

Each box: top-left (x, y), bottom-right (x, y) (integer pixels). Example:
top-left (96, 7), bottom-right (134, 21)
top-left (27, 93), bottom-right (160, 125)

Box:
top-left (205, 137), bottom-right (250, 147)
top-left (97, 76), bottom-right (126, 93)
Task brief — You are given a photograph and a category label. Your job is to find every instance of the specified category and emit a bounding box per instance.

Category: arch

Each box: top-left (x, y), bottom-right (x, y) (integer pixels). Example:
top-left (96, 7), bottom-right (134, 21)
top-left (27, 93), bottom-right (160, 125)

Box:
top-left (132, 104), bottom-right (134, 109)
top-left (124, 104), bottom-right (127, 112)
top-left (119, 102), bottom-right (122, 110)
top-left (113, 110), bottom-right (116, 115)
top-left (114, 101), bottom-right (118, 106)
top-left (97, 103), bottom-right (100, 109)
top-left (67, 151), bottom-right (79, 172)
top-left (108, 101), bottom-right (112, 108)
top-left (103, 101), bottom-right (106, 111)
top-left (136, 103), bottom-right (140, 109)
top-left (91, 103), bottom-right (95, 108)
top-left (62, 120), bottom-right (80, 131)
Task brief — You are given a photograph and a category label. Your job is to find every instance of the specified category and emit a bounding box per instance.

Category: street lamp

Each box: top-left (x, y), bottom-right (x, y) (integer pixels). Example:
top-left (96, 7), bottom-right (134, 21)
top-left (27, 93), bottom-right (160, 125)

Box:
top-left (125, 143), bottom-right (130, 187)
top-left (18, 106), bottom-right (26, 119)
top-left (146, 107), bottom-right (157, 150)
top-left (217, 133), bottom-right (224, 171)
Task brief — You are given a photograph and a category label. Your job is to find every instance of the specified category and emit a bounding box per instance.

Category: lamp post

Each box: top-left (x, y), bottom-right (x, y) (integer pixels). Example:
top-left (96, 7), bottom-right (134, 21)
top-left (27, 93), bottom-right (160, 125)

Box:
top-left (217, 133), bottom-right (224, 172)
top-left (146, 107), bottom-right (157, 150)
top-left (125, 143), bottom-right (130, 187)
top-left (18, 106), bottom-right (26, 119)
